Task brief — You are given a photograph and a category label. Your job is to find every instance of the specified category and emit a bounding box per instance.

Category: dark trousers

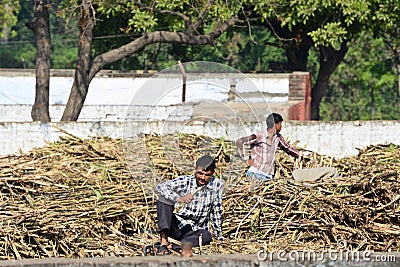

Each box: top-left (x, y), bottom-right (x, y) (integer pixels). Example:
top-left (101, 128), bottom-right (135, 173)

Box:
top-left (156, 200), bottom-right (212, 247)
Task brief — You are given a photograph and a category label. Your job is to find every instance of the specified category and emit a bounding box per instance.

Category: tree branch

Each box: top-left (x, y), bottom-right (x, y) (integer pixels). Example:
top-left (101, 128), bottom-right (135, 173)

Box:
top-left (89, 14), bottom-right (238, 80)
top-left (189, 0), bottom-right (215, 34)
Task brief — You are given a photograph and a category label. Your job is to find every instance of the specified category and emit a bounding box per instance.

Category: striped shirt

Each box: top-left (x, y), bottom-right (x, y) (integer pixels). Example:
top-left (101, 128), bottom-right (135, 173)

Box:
top-left (237, 132), bottom-right (300, 175)
top-left (155, 175), bottom-right (224, 238)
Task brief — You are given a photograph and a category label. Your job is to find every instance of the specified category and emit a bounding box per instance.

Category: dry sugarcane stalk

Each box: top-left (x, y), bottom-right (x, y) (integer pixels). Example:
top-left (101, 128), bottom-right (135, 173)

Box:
top-left (0, 132), bottom-right (399, 258)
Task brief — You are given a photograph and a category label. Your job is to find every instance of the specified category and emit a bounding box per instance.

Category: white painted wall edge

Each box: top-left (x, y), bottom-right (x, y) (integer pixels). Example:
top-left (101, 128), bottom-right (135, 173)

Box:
top-left (0, 120), bottom-right (398, 158)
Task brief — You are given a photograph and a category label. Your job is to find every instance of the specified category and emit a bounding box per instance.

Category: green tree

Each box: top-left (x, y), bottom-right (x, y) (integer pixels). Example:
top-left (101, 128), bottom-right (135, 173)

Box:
top-left (49, 1), bottom-right (78, 69)
top-left (142, 26), bottom-right (286, 72)
top-left (55, 0), bottom-right (241, 121)
top-left (0, 0), bottom-right (23, 67)
top-left (192, 26), bottom-right (286, 72)
top-left (250, 0), bottom-right (400, 120)
top-left (320, 32), bottom-right (399, 121)
top-left (0, 0), bottom-right (77, 69)
top-left (0, 0), bottom-right (20, 41)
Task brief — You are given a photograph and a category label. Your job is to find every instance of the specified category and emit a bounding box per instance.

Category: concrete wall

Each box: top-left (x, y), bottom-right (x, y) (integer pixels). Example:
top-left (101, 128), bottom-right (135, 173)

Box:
top-left (0, 70), bottom-right (294, 105)
top-left (0, 104), bottom-right (190, 122)
top-left (0, 120), bottom-right (399, 158)
top-left (0, 102), bottom-right (286, 123)
top-left (0, 69), bottom-right (311, 120)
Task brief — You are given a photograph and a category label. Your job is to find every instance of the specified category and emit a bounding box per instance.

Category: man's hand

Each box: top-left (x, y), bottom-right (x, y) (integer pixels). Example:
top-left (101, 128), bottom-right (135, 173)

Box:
top-left (246, 159), bottom-right (254, 167)
top-left (176, 193), bottom-right (194, 203)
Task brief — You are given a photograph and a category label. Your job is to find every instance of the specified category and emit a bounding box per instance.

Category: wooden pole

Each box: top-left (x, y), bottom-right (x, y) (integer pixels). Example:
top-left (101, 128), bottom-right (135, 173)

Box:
top-left (178, 60), bottom-right (187, 103)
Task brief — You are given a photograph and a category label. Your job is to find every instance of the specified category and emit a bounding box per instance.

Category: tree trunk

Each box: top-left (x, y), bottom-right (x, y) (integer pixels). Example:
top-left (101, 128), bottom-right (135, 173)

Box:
top-left (311, 44), bottom-right (348, 120)
top-left (285, 42), bottom-right (310, 71)
top-left (285, 27), bottom-right (313, 71)
top-left (27, 0), bottom-right (51, 122)
top-left (266, 23), bottom-right (312, 72)
top-left (61, 0), bottom-right (93, 121)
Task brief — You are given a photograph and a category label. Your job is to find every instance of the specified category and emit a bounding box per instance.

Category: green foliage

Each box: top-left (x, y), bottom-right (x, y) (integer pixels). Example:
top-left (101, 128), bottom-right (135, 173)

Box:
top-left (250, 0), bottom-right (394, 49)
top-left (0, 0), bottom-right (33, 68)
top-left (192, 26), bottom-right (286, 72)
top-left (91, 21), bottom-right (286, 72)
top-left (90, 0), bottom-right (282, 72)
top-left (52, 35), bottom-right (78, 68)
top-left (249, 0), bottom-right (399, 120)
top-left (306, 47), bottom-right (319, 82)
top-left (91, 0), bottom-right (242, 34)
top-left (49, 3), bottom-right (78, 68)
top-left (0, 0), bottom-right (20, 40)
top-left (0, 0), bottom-right (78, 69)
top-left (0, 48), bottom-right (22, 67)
top-left (127, 7), bottom-right (158, 32)
top-left (77, 0), bottom-right (246, 71)
top-left (308, 22), bottom-right (347, 50)
top-left (371, 0), bottom-right (400, 30)
top-left (320, 32), bottom-right (400, 121)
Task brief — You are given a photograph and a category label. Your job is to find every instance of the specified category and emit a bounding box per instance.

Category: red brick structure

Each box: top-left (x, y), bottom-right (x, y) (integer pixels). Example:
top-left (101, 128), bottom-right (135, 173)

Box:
top-left (288, 72), bottom-right (312, 120)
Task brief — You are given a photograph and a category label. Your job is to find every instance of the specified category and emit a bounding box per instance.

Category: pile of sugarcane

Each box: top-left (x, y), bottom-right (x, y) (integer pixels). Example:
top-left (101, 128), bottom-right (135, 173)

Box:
top-left (0, 131), bottom-right (398, 260)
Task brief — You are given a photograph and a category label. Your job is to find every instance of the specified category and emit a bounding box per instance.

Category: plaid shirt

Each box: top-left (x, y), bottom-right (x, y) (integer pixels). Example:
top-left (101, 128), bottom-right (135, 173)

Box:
top-left (237, 132), bottom-right (300, 175)
top-left (155, 174), bottom-right (224, 238)
top-left (276, 133), bottom-right (300, 158)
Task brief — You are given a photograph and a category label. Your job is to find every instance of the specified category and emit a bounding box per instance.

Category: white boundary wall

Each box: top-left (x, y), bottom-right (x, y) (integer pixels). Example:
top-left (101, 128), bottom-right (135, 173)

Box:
top-left (0, 72), bottom-right (291, 105)
top-left (0, 120), bottom-right (398, 158)
top-left (0, 104), bottom-right (191, 121)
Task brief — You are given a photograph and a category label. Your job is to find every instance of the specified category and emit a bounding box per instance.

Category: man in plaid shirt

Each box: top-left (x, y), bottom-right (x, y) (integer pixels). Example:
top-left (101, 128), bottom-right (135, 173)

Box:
top-left (236, 113), bottom-right (303, 181)
top-left (155, 155), bottom-right (224, 254)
